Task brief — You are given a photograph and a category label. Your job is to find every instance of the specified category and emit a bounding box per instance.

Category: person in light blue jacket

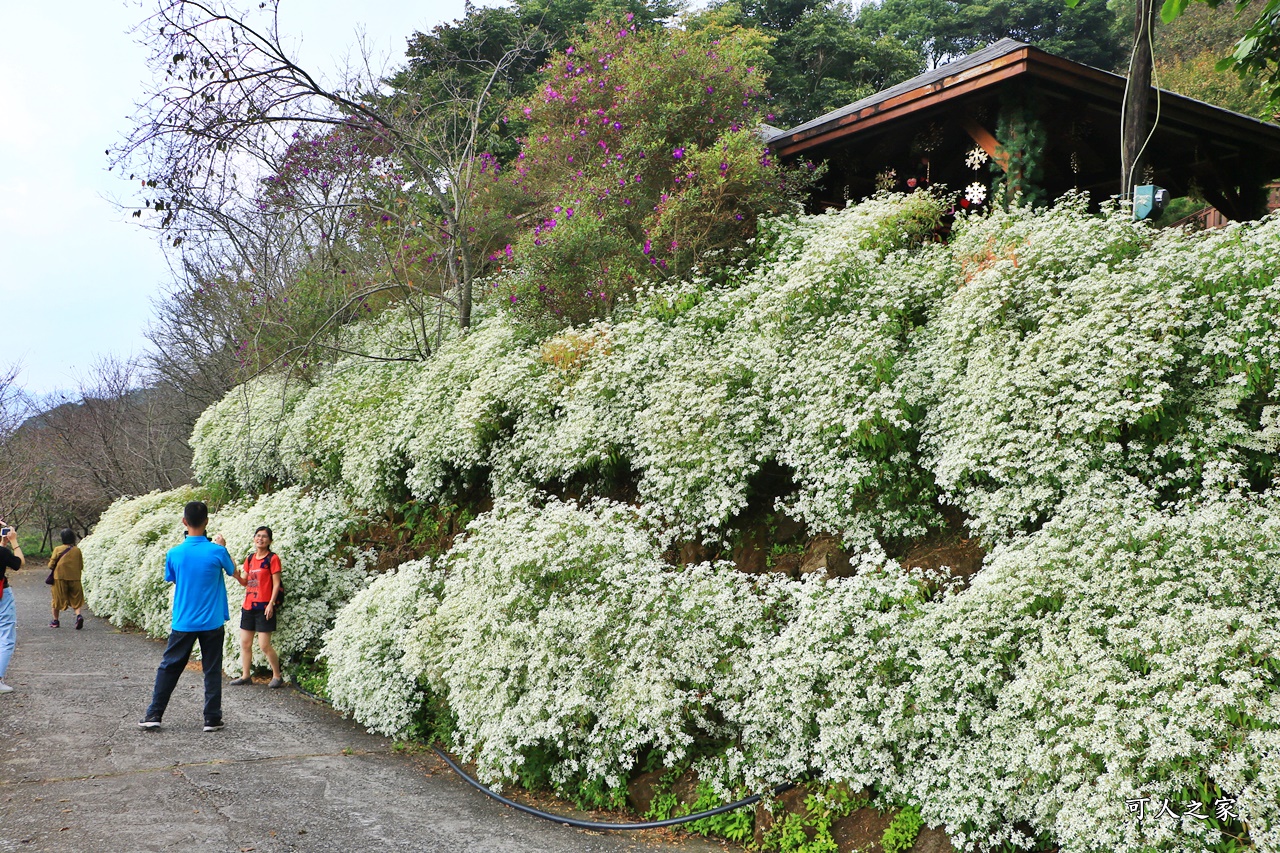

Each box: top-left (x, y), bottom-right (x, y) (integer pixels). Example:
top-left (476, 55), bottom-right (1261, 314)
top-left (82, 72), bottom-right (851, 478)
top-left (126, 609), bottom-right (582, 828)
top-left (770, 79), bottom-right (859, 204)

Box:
top-left (139, 501), bottom-right (235, 732)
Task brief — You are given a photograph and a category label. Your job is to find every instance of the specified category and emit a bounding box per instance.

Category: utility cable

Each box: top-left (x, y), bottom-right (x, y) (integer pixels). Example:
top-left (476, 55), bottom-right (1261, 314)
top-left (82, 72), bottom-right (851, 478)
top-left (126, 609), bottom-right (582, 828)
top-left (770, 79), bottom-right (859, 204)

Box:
top-left (1120, 0), bottom-right (1165, 202)
top-left (1135, 0), bottom-right (1164, 193)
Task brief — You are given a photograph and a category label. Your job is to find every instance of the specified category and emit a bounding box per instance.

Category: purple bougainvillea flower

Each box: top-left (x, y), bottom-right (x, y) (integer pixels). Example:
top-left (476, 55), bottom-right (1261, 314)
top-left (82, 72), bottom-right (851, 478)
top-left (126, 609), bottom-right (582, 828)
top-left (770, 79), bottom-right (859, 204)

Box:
top-left (643, 239), bottom-right (652, 254)
top-left (672, 147), bottom-right (685, 159)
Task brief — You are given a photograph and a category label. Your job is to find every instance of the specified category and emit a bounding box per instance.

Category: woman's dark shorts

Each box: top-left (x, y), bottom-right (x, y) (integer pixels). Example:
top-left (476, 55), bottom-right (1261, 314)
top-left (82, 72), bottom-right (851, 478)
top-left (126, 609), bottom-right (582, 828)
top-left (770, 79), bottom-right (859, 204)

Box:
top-left (240, 607), bottom-right (277, 633)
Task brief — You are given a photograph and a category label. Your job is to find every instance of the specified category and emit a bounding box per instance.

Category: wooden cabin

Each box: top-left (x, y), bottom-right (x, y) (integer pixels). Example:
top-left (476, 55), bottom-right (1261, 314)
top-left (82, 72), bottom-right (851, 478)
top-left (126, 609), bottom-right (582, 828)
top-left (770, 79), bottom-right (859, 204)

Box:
top-left (767, 39), bottom-right (1280, 221)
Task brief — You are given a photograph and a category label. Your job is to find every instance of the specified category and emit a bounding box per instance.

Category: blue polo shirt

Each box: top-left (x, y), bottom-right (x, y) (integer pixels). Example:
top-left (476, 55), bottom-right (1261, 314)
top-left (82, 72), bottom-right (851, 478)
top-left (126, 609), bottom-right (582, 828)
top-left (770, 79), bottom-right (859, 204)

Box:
top-left (164, 535), bottom-right (235, 632)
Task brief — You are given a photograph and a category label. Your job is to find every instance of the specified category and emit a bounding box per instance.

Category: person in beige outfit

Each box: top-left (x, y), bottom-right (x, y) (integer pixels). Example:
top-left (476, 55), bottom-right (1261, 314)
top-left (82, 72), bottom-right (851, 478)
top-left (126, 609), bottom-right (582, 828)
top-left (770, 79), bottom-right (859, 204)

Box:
top-left (49, 529), bottom-right (85, 630)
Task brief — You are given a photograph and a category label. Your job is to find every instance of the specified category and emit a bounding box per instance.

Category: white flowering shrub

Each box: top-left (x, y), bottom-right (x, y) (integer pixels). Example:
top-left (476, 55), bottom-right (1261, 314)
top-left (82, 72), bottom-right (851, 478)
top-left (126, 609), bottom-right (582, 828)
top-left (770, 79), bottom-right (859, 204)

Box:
top-left (916, 201), bottom-right (1280, 540)
top-left (392, 498), bottom-right (933, 800)
top-left (280, 358), bottom-right (420, 504)
top-left (877, 491), bottom-right (1280, 852)
top-left (393, 317), bottom-right (546, 502)
top-left (81, 484), bottom-right (374, 677)
top-left (190, 373), bottom-right (308, 494)
top-left (747, 193), bottom-right (952, 543)
top-left (342, 487), bottom-right (1280, 852)
top-left (80, 486), bottom-right (203, 636)
top-left (413, 497), bottom-right (767, 790)
top-left (211, 486), bottom-right (375, 673)
top-left (322, 557), bottom-right (446, 737)
top-left (491, 192), bottom-right (954, 543)
top-left (130, 193), bottom-right (1280, 852)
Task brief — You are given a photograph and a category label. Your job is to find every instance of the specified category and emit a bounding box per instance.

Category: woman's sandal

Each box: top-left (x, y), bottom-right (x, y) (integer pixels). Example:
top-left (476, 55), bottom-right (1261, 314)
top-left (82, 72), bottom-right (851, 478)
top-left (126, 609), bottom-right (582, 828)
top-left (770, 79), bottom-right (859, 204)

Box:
top-left (75, 614), bottom-right (84, 630)
top-left (50, 619), bottom-right (59, 628)
top-left (229, 676), bottom-right (252, 686)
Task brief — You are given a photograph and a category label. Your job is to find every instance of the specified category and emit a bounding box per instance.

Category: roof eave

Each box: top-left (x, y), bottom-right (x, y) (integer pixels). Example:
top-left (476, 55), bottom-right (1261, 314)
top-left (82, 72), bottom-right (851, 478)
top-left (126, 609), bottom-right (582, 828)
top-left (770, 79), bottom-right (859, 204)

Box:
top-left (768, 42), bottom-right (1280, 157)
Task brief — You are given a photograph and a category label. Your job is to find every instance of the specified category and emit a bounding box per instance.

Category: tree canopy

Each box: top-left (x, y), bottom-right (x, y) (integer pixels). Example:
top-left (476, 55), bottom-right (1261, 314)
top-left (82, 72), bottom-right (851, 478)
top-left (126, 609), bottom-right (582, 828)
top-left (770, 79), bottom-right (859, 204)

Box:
top-left (707, 0), bottom-right (925, 123)
top-left (1158, 0), bottom-right (1280, 104)
top-left (858, 0), bottom-right (1125, 69)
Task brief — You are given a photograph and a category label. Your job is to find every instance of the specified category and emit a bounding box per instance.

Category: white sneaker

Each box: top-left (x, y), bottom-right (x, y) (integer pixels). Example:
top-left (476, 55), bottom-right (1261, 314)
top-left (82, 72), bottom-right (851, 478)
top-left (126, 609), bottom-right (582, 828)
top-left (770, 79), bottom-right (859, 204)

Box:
top-left (0, 682), bottom-right (13, 693)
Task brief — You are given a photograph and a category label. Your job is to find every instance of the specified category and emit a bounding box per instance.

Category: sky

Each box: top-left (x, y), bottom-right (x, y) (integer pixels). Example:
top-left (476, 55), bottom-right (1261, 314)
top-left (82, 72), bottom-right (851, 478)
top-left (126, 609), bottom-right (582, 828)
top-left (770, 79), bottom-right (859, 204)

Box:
top-left (0, 0), bottom-right (469, 399)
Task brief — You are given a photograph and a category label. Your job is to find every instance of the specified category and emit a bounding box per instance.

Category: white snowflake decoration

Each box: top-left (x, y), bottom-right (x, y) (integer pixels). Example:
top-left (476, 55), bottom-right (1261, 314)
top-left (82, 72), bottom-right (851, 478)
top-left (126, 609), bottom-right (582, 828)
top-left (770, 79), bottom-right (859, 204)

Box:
top-left (965, 182), bottom-right (988, 205)
top-left (965, 146), bottom-right (990, 170)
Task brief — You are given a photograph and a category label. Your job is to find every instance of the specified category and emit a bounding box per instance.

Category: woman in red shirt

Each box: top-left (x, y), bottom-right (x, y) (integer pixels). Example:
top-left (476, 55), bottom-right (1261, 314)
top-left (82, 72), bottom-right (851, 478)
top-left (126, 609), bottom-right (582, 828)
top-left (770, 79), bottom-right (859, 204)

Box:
top-left (229, 526), bottom-right (284, 688)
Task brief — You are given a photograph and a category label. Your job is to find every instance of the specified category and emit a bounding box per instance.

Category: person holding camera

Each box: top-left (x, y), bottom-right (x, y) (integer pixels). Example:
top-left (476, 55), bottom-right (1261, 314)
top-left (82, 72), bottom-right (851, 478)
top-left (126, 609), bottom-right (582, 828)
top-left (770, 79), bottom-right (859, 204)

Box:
top-left (48, 529), bottom-right (85, 629)
top-left (0, 523), bottom-right (26, 694)
top-left (229, 525), bottom-right (284, 689)
top-left (139, 501), bottom-right (235, 731)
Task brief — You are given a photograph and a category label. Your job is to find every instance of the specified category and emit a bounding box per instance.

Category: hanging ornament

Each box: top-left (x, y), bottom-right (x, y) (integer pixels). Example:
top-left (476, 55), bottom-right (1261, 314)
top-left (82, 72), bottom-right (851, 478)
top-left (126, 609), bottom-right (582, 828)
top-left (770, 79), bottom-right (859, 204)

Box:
top-left (912, 122), bottom-right (945, 155)
top-left (964, 182), bottom-right (988, 206)
top-left (965, 146), bottom-right (990, 170)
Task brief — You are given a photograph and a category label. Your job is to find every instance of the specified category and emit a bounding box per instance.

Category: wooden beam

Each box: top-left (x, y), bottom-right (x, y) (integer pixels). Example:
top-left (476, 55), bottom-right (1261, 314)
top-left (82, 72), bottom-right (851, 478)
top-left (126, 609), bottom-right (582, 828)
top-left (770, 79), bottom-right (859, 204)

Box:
top-left (961, 118), bottom-right (1010, 171)
top-left (776, 64), bottom-right (1027, 156)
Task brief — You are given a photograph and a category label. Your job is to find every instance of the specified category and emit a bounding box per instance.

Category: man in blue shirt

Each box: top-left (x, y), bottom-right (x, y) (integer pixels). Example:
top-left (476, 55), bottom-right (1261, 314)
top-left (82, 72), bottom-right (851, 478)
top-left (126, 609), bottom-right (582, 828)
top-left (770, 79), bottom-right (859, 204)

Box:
top-left (139, 501), bottom-right (235, 732)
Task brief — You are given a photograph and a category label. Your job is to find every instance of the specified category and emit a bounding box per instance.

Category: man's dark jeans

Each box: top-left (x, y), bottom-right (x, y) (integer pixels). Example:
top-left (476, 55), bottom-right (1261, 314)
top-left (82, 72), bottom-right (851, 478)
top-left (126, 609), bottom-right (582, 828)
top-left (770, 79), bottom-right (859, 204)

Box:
top-left (145, 627), bottom-right (224, 723)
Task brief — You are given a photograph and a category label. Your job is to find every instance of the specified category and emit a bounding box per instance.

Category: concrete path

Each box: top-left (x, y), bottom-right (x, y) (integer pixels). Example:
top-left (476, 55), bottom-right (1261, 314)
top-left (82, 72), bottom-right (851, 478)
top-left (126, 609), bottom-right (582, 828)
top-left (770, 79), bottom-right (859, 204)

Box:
top-left (0, 564), bottom-right (735, 853)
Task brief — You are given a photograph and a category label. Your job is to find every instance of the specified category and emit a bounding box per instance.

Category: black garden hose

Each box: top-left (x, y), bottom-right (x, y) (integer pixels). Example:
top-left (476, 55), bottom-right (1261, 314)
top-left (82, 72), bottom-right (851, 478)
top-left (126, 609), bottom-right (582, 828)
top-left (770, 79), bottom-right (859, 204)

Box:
top-left (431, 745), bottom-right (794, 831)
top-left (289, 665), bottom-right (795, 831)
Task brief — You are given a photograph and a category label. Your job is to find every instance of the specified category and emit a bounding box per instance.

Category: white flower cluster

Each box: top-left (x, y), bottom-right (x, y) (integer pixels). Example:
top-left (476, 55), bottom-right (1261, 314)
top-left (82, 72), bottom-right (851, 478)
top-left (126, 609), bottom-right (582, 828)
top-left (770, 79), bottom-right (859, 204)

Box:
top-left (189, 196), bottom-right (1280, 551)
top-left (190, 192), bottom-right (955, 544)
top-left (915, 199), bottom-right (1280, 541)
top-left (333, 496), bottom-right (927, 796)
top-left (881, 490), bottom-right (1280, 851)
top-left (191, 373), bottom-right (308, 495)
top-left (323, 492), bottom-right (1280, 851)
top-left (81, 485), bottom-right (375, 675)
top-left (80, 486), bottom-right (204, 637)
top-left (166, 193), bottom-right (1280, 851)
top-left (323, 557), bottom-right (445, 737)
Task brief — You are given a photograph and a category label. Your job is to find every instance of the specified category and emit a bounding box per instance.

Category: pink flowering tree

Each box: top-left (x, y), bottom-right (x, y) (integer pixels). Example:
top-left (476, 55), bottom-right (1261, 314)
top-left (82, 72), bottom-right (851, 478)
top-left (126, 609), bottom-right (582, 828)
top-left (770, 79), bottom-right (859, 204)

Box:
top-left (483, 16), bottom-right (816, 327)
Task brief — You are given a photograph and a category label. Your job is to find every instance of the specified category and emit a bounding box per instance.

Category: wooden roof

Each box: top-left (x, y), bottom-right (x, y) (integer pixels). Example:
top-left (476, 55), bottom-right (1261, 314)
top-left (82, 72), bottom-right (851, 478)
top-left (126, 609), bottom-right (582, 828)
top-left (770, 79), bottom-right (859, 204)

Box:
top-left (767, 39), bottom-right (1280, 219)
